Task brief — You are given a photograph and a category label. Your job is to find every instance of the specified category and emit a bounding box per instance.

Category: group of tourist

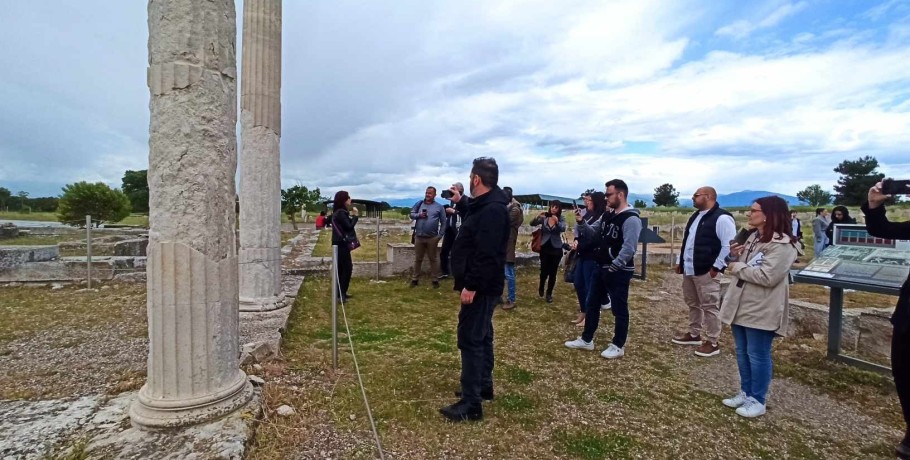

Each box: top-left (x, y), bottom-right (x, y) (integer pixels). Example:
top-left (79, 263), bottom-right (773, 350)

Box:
top-left (325, 165), bottom-right (910, 458)
top-left (809, 205), bottom-right (857, 256)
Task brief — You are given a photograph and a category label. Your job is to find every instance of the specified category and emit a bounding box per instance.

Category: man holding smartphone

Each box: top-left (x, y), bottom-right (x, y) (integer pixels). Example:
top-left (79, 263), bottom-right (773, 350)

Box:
top-left (410, 186), bottom-right (447, 288)
top-left (862, 179), bottom-right (910, 459)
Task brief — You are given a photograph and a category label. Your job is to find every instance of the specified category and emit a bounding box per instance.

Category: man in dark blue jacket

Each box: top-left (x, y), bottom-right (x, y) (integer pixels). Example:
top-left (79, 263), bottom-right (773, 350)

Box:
top-left (440, 157), bottom-right (510, 422)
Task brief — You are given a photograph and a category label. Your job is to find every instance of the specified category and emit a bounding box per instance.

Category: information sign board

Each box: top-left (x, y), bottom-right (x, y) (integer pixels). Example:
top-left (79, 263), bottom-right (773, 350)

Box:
top-left (798, 224), bottom-right (909, 290)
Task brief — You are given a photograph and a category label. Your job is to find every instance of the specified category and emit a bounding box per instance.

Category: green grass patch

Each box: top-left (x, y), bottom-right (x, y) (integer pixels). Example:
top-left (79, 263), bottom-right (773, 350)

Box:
top-left (556, 430), bottom-right (639, 460)
top-left (497, 394), bottom-right (535, 413)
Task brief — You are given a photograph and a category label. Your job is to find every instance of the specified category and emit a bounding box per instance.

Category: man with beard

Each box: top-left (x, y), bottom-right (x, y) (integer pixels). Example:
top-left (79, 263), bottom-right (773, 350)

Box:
top-left (440, 157), bottom-right (510, 422)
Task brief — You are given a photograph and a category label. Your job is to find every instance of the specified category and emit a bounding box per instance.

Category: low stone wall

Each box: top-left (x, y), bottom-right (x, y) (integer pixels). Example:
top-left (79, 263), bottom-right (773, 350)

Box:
top-left (58, 237), bottom-right (148, 257)
top-left (0, 245), bottom-right (59, 270)
top-left (782, 300), bottom-right (892, 363)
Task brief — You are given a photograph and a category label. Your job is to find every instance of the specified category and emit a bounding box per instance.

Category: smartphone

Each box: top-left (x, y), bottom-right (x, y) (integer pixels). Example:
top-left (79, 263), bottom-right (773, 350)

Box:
top-left (882, 179), bottom-right (910, 195)
top-left (441, 189), bottom-right (454, 199)
top-left (733, 228), bottom-right (752, 245)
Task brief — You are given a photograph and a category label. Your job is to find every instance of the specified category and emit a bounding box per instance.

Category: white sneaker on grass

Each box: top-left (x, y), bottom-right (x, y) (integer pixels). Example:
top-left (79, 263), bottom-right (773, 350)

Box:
top-left (722, 391), bottom-right (748, 408)
top-left (564, 337), bottom-right (594, 350)
top-left (735, 396), bottom-right (766, 418)
top-left (601, 302), bottom-right (612, 310)
top-left (600, 343), bottom-right (624, 359)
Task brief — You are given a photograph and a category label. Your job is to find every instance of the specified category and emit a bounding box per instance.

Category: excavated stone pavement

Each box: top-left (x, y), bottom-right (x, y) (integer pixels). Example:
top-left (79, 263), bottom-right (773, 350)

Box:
top-left (0, 232), bottom-right (306, 459)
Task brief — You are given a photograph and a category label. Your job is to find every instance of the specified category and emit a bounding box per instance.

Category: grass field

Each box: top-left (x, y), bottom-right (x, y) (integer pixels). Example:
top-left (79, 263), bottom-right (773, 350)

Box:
top-left (247, 269), bottom-right (902, 459)
top-left (0, 211), bottom-right (148, 227)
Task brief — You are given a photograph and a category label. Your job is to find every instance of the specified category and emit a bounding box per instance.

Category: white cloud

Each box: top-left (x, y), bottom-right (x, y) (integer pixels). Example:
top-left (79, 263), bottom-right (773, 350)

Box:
top-left (715, 1), bottom-right (809, 39)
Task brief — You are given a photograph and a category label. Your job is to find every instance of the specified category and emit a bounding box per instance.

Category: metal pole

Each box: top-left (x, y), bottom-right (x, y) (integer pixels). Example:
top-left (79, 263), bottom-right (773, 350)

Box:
top-left (669, 214), bottom-right (676, 266)
top-left (331, 244), bottom-right (338, 369)
top-left (827, 287), bottom-right (844, 360)
top-left (85, 215), bottom-right (92, 288)
top-left (376, 210), bottom-right (381, 281)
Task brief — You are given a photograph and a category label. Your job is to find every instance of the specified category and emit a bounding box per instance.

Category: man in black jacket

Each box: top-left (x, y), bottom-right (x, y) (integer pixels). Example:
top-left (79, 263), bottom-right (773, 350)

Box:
top-left (440, 157), bottom-right (510, 422)
top-left (862, 180), bottom-right (910, 459)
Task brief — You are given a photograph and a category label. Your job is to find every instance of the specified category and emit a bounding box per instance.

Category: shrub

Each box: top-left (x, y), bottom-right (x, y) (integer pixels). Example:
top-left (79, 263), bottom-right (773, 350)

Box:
top-left (57, 181), bottom-right (131, 226)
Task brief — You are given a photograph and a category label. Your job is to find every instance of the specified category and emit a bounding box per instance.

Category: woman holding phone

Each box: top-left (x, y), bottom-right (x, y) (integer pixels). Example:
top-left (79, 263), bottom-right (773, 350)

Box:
top-left (719, 195), bottom-right (800, 418)
top-left (531, 200), bottom-right (567, 303)
top-left (571, 192), bottom-right (607, 325)
top-left (331, 191), bottom-right (359, 302)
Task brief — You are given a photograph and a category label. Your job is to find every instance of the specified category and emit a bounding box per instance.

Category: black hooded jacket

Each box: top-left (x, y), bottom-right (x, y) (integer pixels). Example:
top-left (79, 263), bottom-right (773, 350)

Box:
top-left (451, 187), bottom-right (510, 296)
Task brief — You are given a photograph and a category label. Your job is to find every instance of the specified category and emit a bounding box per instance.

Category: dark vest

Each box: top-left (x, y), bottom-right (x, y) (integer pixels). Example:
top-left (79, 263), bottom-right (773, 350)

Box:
top-left (680, 204), bottom-right (732, 275)
top-left (594, 210), bottom-right (638, 268)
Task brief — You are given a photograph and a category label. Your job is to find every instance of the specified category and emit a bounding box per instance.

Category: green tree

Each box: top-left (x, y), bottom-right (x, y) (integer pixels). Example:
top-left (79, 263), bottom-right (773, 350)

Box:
top-left (0, 187), bottom-right (10, 211)
top-left (833, 156), bottom-right (884, 206)
top-left (57, 181), bottom-right (131, 226)
top-left (14, 191), bottom-right (29, 212)
top-left (121, 169), bottom-right (150, 213)
top-left (28, 197), bottom-right (60, 212)
top-left (633, 199), bottom-right (648, 208)
top-left (280, 185), bottom-right (324, 230)
top-left (653, 183), bottom-right (679, 207)
top-left (796, 184), bottom-right (833, 207)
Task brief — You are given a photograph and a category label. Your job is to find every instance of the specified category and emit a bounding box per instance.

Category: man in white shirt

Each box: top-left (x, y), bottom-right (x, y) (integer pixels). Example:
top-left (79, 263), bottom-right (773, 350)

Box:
top-left (672, 186), bottom-right (737, 357)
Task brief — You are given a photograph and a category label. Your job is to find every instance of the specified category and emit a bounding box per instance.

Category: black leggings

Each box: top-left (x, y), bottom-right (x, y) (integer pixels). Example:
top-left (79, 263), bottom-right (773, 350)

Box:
top-left (894, 325), bottom-right (910, 446)
top-left (335, 244), bottom-right (353, 298)
top-left (538, 245), bottom-right (562, 296)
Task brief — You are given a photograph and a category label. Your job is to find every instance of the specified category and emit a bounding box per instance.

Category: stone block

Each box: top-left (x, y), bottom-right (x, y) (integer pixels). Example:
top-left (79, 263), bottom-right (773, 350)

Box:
top-left (0, 223), bottom-right (19, 239)
top-left (0, 245), bottom-right (59, 270)
top-left (857, 309), bottom-right (893, 362)
top-left (113, 238), bottom-right (148, 256)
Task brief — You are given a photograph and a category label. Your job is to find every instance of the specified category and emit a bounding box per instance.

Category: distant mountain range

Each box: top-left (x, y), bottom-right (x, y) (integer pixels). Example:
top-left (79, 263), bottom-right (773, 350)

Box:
top-left (378, 190), bottom-right (802, 209)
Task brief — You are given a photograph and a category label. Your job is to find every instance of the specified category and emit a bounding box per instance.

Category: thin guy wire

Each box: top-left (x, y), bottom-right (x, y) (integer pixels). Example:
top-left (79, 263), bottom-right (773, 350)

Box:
top-left (334, 254), bottom-right (386, 460)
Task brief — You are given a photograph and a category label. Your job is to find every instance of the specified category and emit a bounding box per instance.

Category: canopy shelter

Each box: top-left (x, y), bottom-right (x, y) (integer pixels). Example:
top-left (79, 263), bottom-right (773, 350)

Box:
top-left (513, 193), bottom-right (582, 210)
top-left (323, 199), bottom-right (384, 219)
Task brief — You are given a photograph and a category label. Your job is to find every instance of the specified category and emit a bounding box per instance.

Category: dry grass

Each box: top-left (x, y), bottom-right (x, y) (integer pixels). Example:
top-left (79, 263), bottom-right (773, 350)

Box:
top-left (311, 229), bottom-right (413, 262)
top-left (0, 234), bottom-right (72, 246)
top-left (248, 269), bottom-right (903, 459)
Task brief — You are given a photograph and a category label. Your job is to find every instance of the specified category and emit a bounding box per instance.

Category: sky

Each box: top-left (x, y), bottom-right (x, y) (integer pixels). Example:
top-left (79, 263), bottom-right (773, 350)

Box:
top-left (1, 0), bottom-right (909, 202)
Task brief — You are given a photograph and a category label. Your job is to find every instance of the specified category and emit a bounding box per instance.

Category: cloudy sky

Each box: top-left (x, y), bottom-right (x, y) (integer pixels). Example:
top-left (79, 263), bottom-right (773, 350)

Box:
top-left (1, 0), bottom-right (909, 201)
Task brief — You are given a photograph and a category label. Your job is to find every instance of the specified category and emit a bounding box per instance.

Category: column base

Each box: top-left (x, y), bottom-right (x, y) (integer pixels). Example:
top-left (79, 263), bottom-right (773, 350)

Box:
top-left (130, 371), bottom-right (254, 430)
top-left (239, 295), bottom-right (289, 312)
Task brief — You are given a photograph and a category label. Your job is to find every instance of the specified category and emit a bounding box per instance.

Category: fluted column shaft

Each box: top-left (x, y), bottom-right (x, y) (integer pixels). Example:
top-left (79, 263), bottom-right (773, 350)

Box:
top-left (132, 0), bottom-right (252, 429)
top-left (239, 0), bottom-right (283, 312)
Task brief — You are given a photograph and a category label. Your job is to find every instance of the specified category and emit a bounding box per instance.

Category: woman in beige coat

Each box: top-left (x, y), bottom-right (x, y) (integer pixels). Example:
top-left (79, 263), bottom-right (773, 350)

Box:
top-left (719, 196), bottom-right (800, 418)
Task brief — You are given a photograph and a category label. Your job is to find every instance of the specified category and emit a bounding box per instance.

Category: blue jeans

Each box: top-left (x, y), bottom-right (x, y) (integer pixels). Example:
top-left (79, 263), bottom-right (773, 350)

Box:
top-left (582, 268), bottom-right (632, 347)
top-left (731, 324), bottom-right (776, 404)
top-left (573, 257), bottom-right (599, 313)
top-left (504, 263), bottom-right (516, 303)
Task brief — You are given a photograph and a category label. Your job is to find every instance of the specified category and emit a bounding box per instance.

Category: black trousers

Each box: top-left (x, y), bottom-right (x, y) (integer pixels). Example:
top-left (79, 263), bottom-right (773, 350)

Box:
top-left (894, 324), bottom-right (910, 445)
top-left (539, 245), bottom-right (562, 295)
top-left (457, 294), bottom-right (496, 405)
top-left (439, 228), bottom-right (456, 275)
top-left (335, 244), bottom-right (353, 298)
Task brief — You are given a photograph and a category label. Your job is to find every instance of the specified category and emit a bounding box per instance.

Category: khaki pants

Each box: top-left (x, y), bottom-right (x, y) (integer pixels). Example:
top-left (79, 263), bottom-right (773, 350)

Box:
top-left (682, 273), bottom-right (722, 343)
top-left (413, 236), bottom-right (441, 281)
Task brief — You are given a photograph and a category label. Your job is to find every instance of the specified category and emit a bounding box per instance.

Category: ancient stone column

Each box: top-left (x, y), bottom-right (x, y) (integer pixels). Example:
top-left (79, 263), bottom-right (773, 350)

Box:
top-left (131, 0), bottom-right (253, 429)
top-left (239, 0), bottom-right (284, 312)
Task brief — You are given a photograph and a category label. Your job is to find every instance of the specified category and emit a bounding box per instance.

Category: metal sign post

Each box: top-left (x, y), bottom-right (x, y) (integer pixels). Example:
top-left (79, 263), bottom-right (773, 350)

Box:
top-left (331, 244), bottom-right (338, 369)
top-left (85, 215), bottom-right (92, 288)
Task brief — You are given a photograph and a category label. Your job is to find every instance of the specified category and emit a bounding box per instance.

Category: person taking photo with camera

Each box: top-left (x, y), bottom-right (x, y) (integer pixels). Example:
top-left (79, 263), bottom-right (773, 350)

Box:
top-left (862, 179), bottom-right (910, 459)
top-left (530, 200), bottom-right (567, 303)
top-left (409, 186), bottom-right (447, 288)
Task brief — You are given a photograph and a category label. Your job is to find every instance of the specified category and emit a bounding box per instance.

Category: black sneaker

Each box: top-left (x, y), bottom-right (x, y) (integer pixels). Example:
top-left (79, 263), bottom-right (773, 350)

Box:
top-left (439, 400), bottom-right (483, 422)
top-left (409, 279), bottom-right (418, 288)
top-left (546, 295), bottom-right (553, 303)
top-left (432, 280), bottom-right (440, 289)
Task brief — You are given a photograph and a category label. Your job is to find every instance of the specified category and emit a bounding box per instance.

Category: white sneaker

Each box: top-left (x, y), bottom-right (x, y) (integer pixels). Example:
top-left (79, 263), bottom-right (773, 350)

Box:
top-left (601, 302), bottom-right (612, 310)
top-left (722, 391), bottom-right (748, 408)
top-left (600, 343), bottom-right (624, 359)
top-left (564, 337), bottom-right (594, 350)
top-left (735, 397), bottom-right (766, 418)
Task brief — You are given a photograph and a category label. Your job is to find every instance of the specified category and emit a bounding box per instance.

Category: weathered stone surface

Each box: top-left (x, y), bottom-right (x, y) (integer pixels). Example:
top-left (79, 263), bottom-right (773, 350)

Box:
top-left (276, 405), bottom-right (295, 417)
top-left (0, 395), bottom-right (102, 459)
top-left (133, 0), bottom-right (251, 429)
top-left (0, 222), bottom-right (19, 239)
top-left (858, 309), bottom-right (893, 362)
top-left (0, 245), bottom-right (59, 270)
top-left (113, 238), bottom-right (149, 256)
top-left (239, 0), bottom-right (283, 312)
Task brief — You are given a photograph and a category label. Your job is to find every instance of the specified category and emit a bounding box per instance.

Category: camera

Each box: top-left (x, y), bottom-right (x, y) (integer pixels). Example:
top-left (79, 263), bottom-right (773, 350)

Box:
top-left (882, 178), bottom-right (910, 195)
top-left (441, 189), bottom-right (454, 199)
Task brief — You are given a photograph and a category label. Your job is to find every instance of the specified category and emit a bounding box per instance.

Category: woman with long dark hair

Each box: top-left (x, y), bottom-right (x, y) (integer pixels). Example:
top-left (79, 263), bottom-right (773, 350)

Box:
top-left (331, 191), bottom-right (359, 301)
top-left (719, 196), bottom-right (800, 418)
top-left (531, 200), bottom-right (567, 303)
top-left (824, 205), bottom-right (856, 248)
top-left (570, 192), bottom-right (607, 325)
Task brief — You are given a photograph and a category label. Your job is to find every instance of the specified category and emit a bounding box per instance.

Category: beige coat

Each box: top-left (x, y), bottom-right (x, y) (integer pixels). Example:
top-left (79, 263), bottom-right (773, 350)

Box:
top-left (719, 231), bottom-right (800, 335)
top-left (505, 199), bottom-right (523, 262)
